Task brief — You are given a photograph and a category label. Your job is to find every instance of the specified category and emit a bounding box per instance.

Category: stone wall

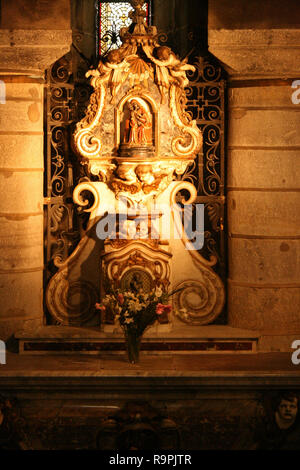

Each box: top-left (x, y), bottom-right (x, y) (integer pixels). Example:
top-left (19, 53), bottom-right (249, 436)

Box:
top-left (208, 0), bottom-right (300, 339)
top-left (0, 0), bottom-right (72, 340)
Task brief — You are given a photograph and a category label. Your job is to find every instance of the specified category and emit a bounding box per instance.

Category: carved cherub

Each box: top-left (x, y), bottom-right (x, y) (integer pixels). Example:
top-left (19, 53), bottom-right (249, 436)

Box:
top-left (143, 45), bottom-right (195, 103)
top-left (116, 164), bottom-right (138, 184)
top-left (135, 164), bottom-right (155, 185)
top-left (86, 50), bottom-right (129, 101)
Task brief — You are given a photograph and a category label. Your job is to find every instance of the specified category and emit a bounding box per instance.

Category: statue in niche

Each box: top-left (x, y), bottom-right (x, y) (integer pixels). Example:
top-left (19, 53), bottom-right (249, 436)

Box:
top-left (122, 99), bottom-right (152, 147)
top-left (129, 272), bottom-right (143, 293)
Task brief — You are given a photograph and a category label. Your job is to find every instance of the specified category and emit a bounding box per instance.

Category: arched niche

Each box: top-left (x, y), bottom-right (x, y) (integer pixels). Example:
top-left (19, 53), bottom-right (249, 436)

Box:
top-left (115, 91), bottom-right (159, 158)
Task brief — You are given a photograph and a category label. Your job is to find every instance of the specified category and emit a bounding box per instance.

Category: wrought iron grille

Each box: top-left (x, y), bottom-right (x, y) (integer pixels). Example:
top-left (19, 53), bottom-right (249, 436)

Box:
top-left (183, 53), bottom-right (227, 322)
top-left (43, 45), bottom-right (93, 323)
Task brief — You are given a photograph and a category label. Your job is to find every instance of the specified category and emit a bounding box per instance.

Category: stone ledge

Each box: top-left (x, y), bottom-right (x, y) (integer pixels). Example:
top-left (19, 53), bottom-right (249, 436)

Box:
top-left (0, 29), bottom-right (72, 72)
top-left (208, 29), bottom-right (300, 77)
top-left (209, 29), bottom-right (300, 46)
top-left (0, 352), bottom-right (299, 386)
top-left (0, 29), bottom-right (72, 46)
top-left (15, 324), bottom-right (260, 339)
top-left (15, 325), bottom-right (259, 355)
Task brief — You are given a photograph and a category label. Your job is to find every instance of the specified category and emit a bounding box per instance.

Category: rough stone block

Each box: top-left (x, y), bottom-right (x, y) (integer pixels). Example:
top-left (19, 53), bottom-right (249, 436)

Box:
top-left (228, 284), bottom-right (300, 330)
top-left (0, 135), bottom-right (43, 169)
top-left (228, 109), bottom-right (300, 147)
top-left (208, 29), bottom-right (300, 76)
top-left (0, 271), bottom-right (43, 320)
top-left (228, 85), bottom-right (296, 108)
top-left (227, 149), bottom-right (300, 189)
top-left (228, 238), bottom-right (300, 283)
top-left (0, 172), bottom-right (43, 213)
top-left (0, 94), bottom-right (43, 132)
top-left (228, 191), bottom-right (300, 237)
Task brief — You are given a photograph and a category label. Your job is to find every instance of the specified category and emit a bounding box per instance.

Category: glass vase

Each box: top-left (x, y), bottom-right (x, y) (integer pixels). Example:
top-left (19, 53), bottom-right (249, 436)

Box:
top-left (125, 329), bottom-right (141, 364)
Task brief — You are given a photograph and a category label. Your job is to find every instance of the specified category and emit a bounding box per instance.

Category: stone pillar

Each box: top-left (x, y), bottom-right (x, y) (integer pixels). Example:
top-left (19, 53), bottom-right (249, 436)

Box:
top-left (0, 74), bottom-right (45, 339)
top-left (226, 79), bottom-right (300, 332)
top-left (208, 3), bottom-right (300, 334)
top-left (0, 1), bottom-right (71, 339)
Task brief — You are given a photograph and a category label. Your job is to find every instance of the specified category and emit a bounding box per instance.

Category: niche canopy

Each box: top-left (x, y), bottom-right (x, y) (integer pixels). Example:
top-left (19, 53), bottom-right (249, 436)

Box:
top-left (74, 0), bottom-right (202, 198)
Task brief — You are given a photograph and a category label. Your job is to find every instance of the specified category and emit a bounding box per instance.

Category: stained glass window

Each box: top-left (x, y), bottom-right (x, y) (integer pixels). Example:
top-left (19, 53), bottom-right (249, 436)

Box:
top-left (98, 1), bottom-right (151, 56)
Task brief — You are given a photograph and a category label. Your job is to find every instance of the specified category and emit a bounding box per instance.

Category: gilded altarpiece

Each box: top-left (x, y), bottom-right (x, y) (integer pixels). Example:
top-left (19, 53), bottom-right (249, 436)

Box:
top-left (44, 1), bottom-right (226, 333)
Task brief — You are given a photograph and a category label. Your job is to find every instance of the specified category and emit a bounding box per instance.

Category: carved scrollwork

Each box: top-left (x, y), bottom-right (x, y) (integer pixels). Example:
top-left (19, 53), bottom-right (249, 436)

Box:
top-left (170, 181), bottom-right (197, 205)
top-left (173, 275), bottom-right (225, 325)
top-left (170, 84), bottom-right (202, 157)
top-left (178, 51), bottom-right (226, 294)
top-left (73, 182), bottom-right (100, 213)
top-left (50, 127), bottom-right (67, 196)
top-left (207, 203), bottom-right (221, 232)
top-left (46, 271), bottom-right (98, 326)
top-left (176, 159), bottom-right (197, 185)
top-left (50, 55), bottom-right (71, 84)
top-left (204, 231), bottom-right (220, 263)
top-left (51, 229), bottom-right (81, 268)
top-left (90, 161), bottom-right (116, 181)
top-left (44, 3), bottom-right (226, 328)
top-left (74, 84), bottom-right (106, 158)
top-left (50, 205), bottom-right (66, 233)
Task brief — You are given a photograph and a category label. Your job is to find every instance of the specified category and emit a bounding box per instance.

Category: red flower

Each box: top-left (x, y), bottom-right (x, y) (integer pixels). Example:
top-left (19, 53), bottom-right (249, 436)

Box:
top-left (163, 304), bottom-right (172, 315)
top-left (95, 303), bottom-right (106, 312)
top-left (156, 303), bottom-right (172, 315)
top-left (117, 293), bottom-right (124, 305)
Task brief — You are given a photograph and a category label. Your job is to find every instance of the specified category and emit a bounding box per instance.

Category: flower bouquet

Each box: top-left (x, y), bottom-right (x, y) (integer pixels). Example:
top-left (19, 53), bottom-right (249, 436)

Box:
top-left (95, 286), bottom-right (173, 363)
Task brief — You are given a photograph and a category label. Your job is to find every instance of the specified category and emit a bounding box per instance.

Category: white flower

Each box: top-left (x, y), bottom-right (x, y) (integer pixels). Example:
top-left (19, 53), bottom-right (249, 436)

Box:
top-left (135, 304), bottom-right (143, 312)
top-left (102, 296), bottom-right (111, 306)
top-left (128, 299), bottom-right (144, 312)
top-left (125, 317), bottom-right (134, 324)
top-left (124, 292), bottom-right (136, 300)
top-left (155, 286), bottom-right (163, 298)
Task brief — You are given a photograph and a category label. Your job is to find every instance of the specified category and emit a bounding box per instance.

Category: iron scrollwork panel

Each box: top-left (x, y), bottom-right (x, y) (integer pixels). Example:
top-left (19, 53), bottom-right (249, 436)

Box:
top-left (44, 48), bottom-right (92, 323)
top-left (181, 55), bottom-right (227, 322)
